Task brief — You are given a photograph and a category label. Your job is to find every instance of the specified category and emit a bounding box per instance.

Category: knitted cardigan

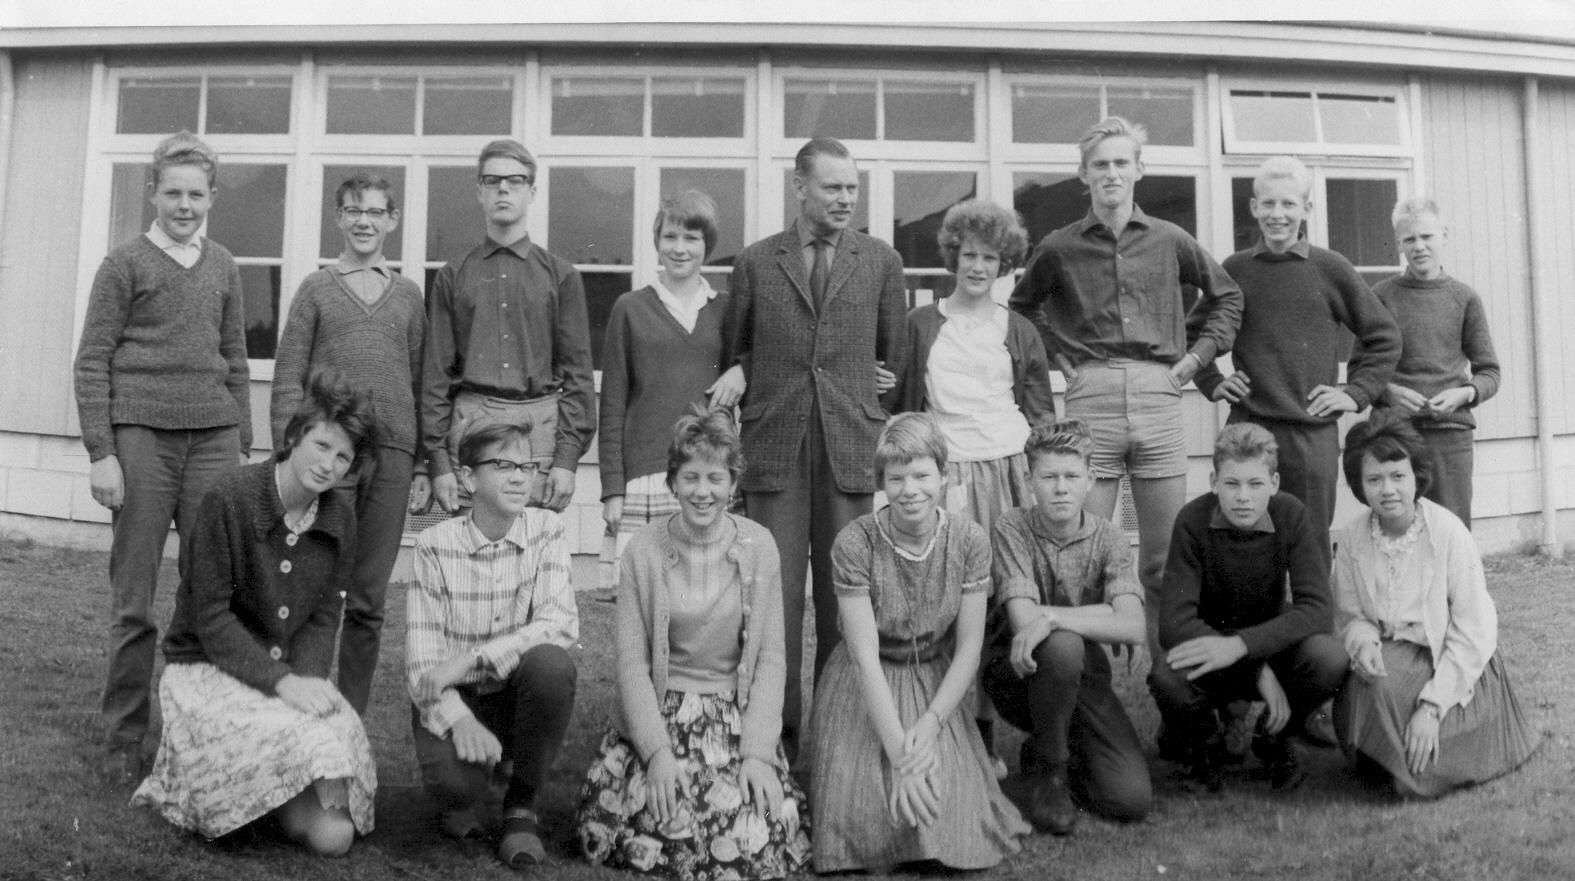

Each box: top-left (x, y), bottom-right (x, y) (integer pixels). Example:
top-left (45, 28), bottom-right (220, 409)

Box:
top-left (894, 301), bottom-right (1057, 425)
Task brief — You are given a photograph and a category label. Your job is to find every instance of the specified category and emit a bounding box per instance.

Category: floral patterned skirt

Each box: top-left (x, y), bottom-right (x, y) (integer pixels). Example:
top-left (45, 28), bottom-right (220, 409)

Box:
top-left (131, 662), bottom-right (376, 839)
top-left (575, 690), bottom-right (811, 880)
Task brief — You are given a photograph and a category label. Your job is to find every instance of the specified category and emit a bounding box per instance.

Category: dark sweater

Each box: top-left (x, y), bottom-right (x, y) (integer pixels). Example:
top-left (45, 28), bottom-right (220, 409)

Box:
top-left (1360, 271), bottom-right (1500, 430)
top-left (270, 267), bottom-right (426, 456)
top-left (1195, 242), bottom-right (1399, 424)
top-left (162, 461), bottom-right (355, 694)
top-left (893, 301), bottom-right (1057, 425)
top-left (598, 286), bottom-right (727, 497)
top-left (74, 235), bottom-right (252, 460)
top-left (1158, 491), bottom-right (1332, 659)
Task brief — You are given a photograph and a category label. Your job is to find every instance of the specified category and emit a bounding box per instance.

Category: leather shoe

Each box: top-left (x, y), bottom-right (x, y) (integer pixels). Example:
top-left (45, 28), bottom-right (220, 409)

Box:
top-left (1026, 769), bottom-right (1078, 836)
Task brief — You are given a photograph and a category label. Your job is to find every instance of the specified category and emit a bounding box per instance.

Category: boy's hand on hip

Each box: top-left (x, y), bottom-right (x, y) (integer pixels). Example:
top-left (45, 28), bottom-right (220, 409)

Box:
top-left (1307, 385), bottom-right (1358, 418)
top-left (1212, 372), bottom-right (1251, 404)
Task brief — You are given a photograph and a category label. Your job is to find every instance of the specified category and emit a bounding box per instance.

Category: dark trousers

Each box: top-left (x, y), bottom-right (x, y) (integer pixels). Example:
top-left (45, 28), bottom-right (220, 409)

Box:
top-left (1418, 426), bottom-right (1474, 528)
top-left (983, 631), bottom-right (1151, 821)
top-left (411, 643), bottom-right (577, 812)
top-left (1148, 633), bottom-right (1347, 746)
top-left (745, 405), bottom-right (871, 741)
top-left (103, 424), bottom-right (239, 745)
top-left (335, 447), bottom-right (414, 714)
top-left (1230, 415), bottom-right (1339, 549)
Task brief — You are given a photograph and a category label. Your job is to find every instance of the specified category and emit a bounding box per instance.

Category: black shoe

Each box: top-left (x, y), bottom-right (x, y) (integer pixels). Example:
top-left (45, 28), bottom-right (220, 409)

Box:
top-left (1155, 721), bottom-right (1188, 765)
top-left (1025, 769), bottom-right (1078, 836)
top-left (101, 741), bottom-right (144, 786)
top-left (1185, 730), bottom-right (1228, 793)
top-left (1300, 701), bottom-right (1338, 748)
top-left (1254, 731), bottom-right (1306, 792)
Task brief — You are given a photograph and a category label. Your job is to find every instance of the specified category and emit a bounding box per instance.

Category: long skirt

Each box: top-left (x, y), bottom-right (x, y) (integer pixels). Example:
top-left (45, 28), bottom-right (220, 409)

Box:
top-left (943, 453), bottom-right (1033, 536)
top-left (576, 690), bottom-right (811, 880)
top-left (1333, 640), bottom-right (1538, 798)
top-left (131, 662), bottom-right (376, 838)
top-left (806, 643), bottom-right (1029, 872)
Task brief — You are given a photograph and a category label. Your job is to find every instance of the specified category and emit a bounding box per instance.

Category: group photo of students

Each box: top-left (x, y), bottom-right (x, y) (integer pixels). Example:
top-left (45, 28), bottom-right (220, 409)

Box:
top-left (73, 110), bottom-right (1539, 877)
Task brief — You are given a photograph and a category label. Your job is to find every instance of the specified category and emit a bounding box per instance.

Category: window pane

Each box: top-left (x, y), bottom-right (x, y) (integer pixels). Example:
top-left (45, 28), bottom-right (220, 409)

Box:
top-left (1231, 176), bottom-right (1260, 253)
top-left (207, 76), bottom-right (292, 134)
top-left (1320, 93), bottom-right (1400, 145)
top-left (239, 264), bottom-right (282, 359)
top-left (582, 271), bottom-right (633, 369)
top-left (907, 273), bottom-right (956, 307)
top-left (886, 81), bottom-right (974, 142)
top-left (1013, 171), bottom-right (1082, 245)
top-left (206, 164), bottom-right (286, 257)
top-left (657, 167), bottom-right (746, 267)
top-left (319, 165), bottom-right (406, 261)
top-left (424, 77), bottom-right (513, 135)
top-left (117, 77), bottom-right (199, 134)
top-left (109, 163), bottom-right (154, 246)
top-left (652, 78), bottom-right (745, 138)
top-left (1107, 86), bottom-right (1193, 146)
top-left (326, 76), bottom-right (416, 135)
top-left (549, 166), bottom-right (635, 265)
top-left (551, 77), bottom-right (643, 137)
top-left (892, 171), bottom-right (976, 269)
top-left (427, 166), bottom-right (482, 265)
top-left (1230, 91), bottom-right (1316, 143)
top-left (783, 79), bottom-right (876, 140)
top-left (702, 269), bottom-right (733, 293)
top-left (1326, 178), bottom-right (1399, 267)
top-left (1135, 176), bottom-right (1197, 236)
top-left (1011, 84), bottom-right (1099, 144)
top-left (781, 169), bottom-right (869, 235)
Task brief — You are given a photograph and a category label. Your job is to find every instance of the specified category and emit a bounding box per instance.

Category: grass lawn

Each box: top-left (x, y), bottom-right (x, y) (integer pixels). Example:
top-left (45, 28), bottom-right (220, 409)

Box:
top-left (2, 536), bottom-right (1572, 881)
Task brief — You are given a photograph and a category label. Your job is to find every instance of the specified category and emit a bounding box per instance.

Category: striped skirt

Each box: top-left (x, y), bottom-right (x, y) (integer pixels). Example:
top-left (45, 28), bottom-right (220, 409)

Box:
top-left (943, 453), bottom-right (1034, 536)
top-left (1333, 640), bottom-right (1539, 798)
top-left (600, 472), bottom-right (683, 590)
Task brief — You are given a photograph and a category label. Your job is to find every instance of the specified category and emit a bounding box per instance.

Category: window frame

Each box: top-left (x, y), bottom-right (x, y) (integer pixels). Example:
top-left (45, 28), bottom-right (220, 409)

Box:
top-left (539, 64), bottom-right (759, 157)
top-left (313, 65), bottom-right (526, 149)
top-left (1220, 78), bottom-right (1411, 158)
top-left (998, 74), bottom-right (1204, 167)
top-left (772, 67), bottom-right (988, 162)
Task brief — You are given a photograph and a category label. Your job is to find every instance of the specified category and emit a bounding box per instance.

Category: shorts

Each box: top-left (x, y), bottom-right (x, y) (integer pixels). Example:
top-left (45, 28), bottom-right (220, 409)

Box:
top-left (1063, 360), bottom-right (1187, 480)
top-left (448, 390), bottom-right (559, 506)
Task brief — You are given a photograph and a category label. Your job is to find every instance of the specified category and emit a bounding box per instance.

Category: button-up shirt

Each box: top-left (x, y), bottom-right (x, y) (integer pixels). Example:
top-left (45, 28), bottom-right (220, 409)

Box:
top-left (334, 257), bottom-right (392, 304)
top-left (1009, 205), bottom-right (1242, 369)
top-left (992, 506), bottom-right (1141, 609)
top-left (145, 221), bottom-right (203, 268)
top-left (422, 235), bottom-right (596, 476)
top-left (406, 508), bottom-right (580, 736)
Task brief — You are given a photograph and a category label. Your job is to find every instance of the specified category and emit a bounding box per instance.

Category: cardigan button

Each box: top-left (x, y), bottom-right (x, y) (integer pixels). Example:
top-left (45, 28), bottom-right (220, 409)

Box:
top-left (278, 606), bottom-right (289, 619)
top-left (269, 646), bottom-right (283, 660)
top-left (279, 559), bottom-right (293, 574)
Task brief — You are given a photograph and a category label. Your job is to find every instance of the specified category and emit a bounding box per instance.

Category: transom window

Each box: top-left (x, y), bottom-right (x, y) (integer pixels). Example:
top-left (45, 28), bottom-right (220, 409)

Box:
top-left (548, 74), bottom-right (748, 140)
top-left (1010, 81), bottom-right (1196, 147)
top-left (780, 74), bottom-right (979, 144)
top-left (116, 74), bottom-right (293, 135)
top-left (1222, 83), bottom-right (1406, 156)
top-left (324, 73), bottom-right (514, 136)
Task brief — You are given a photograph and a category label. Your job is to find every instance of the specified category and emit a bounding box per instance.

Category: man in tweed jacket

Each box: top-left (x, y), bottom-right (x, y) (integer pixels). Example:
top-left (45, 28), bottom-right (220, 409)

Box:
top-left (723, 137), bottom-right (907, 753)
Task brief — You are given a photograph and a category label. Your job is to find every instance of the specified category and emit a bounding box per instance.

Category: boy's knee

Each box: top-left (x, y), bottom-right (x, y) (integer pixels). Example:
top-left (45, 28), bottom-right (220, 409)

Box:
top-left (512, 644), bottom-right (578, 710)
top-left (1296, 634), bottom-right (1350, 694)
top-left (303, 812), bottom-right (356, 857)
top-left (1034, 631), bottom-right (1087, 680)
top-left (1096, 778), bottom-right (1152, 822)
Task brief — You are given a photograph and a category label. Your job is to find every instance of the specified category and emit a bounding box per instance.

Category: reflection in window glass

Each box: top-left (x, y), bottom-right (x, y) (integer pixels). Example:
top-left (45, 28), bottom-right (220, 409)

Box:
top-left (652, 78), bottom-right (745, 138)
top-left (1107, 86), bottom-right (1194, 146)
top-left (239, 264), bottom-right (282, 359)
top-left (1011, 84), bottom-right (1099, 144)
top-left (1012, 171), bottom-right (1081, 245)
top-left (583, 271), bottom-right (634, 369)
top-left (319, 165), bottom-right (406, 261)
top-left (1230, 176), bottom-right (1261, 253)
top-left (1230, 91), bottom-right (1317, 143)
top-left (1320, 94), bottom-right (1400, 145)
top-left (207, 77), bottom-right (292, 134)
top-left (206, 164), bottom-right (287, 257)
top-left (326, 76), bottom-right (417, 135)
top-left (892, 171), bottom-right (976, 268)
top-left (424, 77), bottom-right (513, 135)
top-left (117, 77), bottom-right (200, 134)
top-left (783, 79), bottom-right (876, 140)
top-left (109, 163), bottom-right (154, 245)
top-left (428, 166), bottom-right (483, 265)
top-left (657, 167), bottom-right (745, 267)
top-left (1134, 176), bottom-right (1197, 236)
top-left (781, 169), bottom-right (870, 235)
top-left (885, 81), bottom-right (974, 142)
top-left (1326, 178), bottom-right (1399, 267)
top-left (552, 77), bottom-right (643, 137)
top-left (549, 166), bottom-right (635, 265)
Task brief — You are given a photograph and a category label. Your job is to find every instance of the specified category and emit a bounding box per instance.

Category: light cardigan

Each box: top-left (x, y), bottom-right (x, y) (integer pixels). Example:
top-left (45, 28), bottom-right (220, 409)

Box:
top-left (1332, 497), bottom-right (1497, 711)
top-left (616, 513), bottom-right (785, 765)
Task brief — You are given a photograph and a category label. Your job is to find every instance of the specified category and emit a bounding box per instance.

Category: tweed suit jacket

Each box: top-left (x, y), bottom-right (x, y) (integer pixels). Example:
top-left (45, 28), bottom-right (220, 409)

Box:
top-left (725, 222), bottom-right (907, 494)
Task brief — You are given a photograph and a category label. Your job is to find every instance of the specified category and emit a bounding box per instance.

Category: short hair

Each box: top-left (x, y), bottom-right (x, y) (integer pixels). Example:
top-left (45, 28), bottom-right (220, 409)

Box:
top-left (1023, 418), bottom-right (1094, 470)
top-left (476, 138), bottom-right (537, 181)
top-left (651, 190), bottom-right (719, 259)
top-left (457, 421), bottom-right (533, 470)
top-left (1341, 420), bottom-right (1435, 502)
top-left (335, 172), bottom-right (399, 213)
top-left (936, 199), bottom-right (1030, 275)
top-left (1077, 116), bottom-right (1147, 169)
top-left (1253, 156), bottom-right (1313, 200)
top-left (1392, 196), bottom-right (1445, 230)
top-left (793, 137), bottom-right (853, 178)
top-left (276, 368), bottom-right (379, 467)
top-left (150, 130), bottom-right (218, 189)
top-left (874, 412), bottom-right (949, 482)
top-left (665, 406), bottom-right (745, 487)
top-left (1212, 422), bottom-right (1279, 474)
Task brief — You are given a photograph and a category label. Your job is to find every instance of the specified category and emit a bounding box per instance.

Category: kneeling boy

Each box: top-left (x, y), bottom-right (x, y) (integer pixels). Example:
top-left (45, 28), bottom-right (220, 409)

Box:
top-left (407, 422), bottom-right (579, 869)
top-left (1149, 422), bottom-right (1345, 792)
top-left (983, 420), bottom-right (1151, 836)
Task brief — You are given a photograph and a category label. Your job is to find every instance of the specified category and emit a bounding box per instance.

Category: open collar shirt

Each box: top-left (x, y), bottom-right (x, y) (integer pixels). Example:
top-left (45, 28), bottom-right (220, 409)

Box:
top-left (145, 222), bottom-right (203, 268)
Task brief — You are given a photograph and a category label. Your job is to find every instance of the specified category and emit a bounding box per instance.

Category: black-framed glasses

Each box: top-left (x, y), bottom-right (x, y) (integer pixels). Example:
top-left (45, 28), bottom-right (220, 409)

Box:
top-left (339, 207), bottom-right (390, 220)
top-left (478, 174), bottom-right (532, 190)
top-left (477, 458), bottom-right (539, 475)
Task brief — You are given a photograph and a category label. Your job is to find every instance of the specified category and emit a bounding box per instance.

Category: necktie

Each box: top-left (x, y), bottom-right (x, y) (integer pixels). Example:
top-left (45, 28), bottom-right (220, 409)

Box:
top-left (810, 237), bottom-right (829, 309)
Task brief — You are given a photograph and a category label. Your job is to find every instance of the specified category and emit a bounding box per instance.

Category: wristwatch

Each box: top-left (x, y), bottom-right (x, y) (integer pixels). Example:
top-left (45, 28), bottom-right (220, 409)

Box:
top-left (1416, 700), bottom-right (1441, 720)
top-left (471, 648), bottom-right (487, 672)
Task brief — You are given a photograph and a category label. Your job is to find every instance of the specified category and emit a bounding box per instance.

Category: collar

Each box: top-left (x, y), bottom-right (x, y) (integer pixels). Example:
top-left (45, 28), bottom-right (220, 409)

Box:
top-left (146, 221), bottom-right (202, 253)
top-left (461, 510), bottom-right (534, 553)
top-left (1078, 204), bottom-right (1151, 237)
top-left (482, 234), bottom-right (534, 261)
top-left (1250, 239), bottom-right (1311, 260)
top-left (1400, 267), bottom-right (1450, 285)
top-left (248, 461), bottom-right (349, 543)
top-left (795, 218), bottom-right (843, 252)
top-left (653, 273), bottom-right (718, 309)
top-left (335, 256), bottom-right (390, 276)
top-left (1028, 506), bottom-right (1097, 546)
top-left (1209, 503), bottom-right (1276, 534)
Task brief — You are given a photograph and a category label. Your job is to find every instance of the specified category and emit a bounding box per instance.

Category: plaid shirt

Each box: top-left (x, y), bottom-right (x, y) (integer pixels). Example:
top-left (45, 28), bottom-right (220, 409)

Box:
top-left (407, 508), bottom-right (579, 736)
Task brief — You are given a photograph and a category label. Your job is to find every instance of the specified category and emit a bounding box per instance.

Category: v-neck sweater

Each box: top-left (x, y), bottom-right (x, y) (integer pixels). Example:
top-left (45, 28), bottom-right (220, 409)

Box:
top-left (598, 285), bottom-right (728, 496)
top-left (270, 266), bottom-right (426, 455)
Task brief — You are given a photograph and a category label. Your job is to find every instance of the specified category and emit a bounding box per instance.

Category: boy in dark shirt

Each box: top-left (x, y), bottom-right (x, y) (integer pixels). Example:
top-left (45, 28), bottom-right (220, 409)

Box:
top-left (1148, 422), bottom-right (1346, 791)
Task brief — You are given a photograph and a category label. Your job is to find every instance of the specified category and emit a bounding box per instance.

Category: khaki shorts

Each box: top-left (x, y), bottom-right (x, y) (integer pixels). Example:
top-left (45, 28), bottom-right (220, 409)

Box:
top-left (448, 390), bottom-right (558, 507)
top-left (1063, 360), bottom-right (1187, 480)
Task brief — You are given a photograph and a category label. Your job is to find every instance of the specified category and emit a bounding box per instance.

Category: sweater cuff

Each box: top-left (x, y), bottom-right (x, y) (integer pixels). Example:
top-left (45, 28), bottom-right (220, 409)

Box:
top-left (1344, 385), bottom-right (1372, 411)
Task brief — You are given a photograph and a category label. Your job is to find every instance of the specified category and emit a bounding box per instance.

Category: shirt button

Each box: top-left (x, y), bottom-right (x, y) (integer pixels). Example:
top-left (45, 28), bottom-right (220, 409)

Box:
top-left (285, 534), bottom-right (298, 547)
top-left (279, 560), bottom-right (292, 574)
top-left (269, 646), bottom-right (283, 660)
top-left (278, 606), bottom-right (289, 619)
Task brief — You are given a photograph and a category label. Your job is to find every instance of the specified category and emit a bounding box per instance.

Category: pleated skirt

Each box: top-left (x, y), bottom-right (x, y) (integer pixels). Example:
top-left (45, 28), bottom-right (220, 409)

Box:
top-left (943, 453), bottom-right (1034, 536)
